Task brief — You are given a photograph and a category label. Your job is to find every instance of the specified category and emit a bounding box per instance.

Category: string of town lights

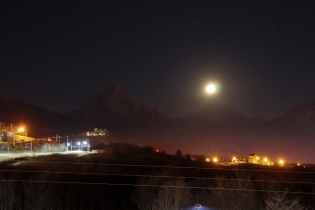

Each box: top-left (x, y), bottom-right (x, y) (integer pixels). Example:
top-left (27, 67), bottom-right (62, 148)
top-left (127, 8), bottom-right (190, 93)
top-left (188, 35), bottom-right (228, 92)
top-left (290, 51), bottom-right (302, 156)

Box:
top-left (1, 168), bottom-right (315, 186)
top-left (0, 179), bottom-right (314, 195)
top-left (2, 123), bottom-right (300, 166)
top-left (23, 161), bottom-right (315, 174)
top-left (45, 134), bottom-right (90, 151)
top-left (0, 124), bottom-right (92, 152)
top-left (36, 137), bottom-right (293, 167)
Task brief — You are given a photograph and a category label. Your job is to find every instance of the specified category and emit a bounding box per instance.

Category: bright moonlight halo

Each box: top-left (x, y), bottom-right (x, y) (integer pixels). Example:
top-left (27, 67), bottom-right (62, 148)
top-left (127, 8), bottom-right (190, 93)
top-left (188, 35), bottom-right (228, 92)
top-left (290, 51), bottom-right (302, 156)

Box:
top-left (206, 84), bottom-right (216, 93)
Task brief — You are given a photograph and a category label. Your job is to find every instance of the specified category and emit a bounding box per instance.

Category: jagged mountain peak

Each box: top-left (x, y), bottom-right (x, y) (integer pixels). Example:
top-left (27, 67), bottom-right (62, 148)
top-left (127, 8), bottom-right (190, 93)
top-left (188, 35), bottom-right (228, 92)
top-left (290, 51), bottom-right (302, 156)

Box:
top-left (97, 83), bottom-right (124, 98)
top-left (272, 100), bottom-right (315, 132)
top-left (286, 100), bottom-right (315, 114)
top-left (80, 83), bottom-right (143, 114)
top-left (275, 100), bottom-right (315, 122)
top-left (70, 84), bottom-right (170, 133)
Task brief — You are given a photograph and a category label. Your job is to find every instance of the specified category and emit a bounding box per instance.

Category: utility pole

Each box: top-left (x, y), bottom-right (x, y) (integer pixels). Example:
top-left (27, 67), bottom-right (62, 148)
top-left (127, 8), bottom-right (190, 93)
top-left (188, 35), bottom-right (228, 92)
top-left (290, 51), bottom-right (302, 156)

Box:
top-left (66, 136), bottom-right (69, 151)
top-left (11, 123), bottom-right (15, 147)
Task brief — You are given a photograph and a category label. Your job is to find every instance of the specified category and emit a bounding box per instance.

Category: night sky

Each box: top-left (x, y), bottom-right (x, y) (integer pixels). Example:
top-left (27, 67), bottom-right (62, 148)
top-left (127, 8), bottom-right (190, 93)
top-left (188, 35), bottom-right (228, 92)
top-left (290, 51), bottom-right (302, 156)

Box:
top-left (1, 1), bottom-right (315, 120)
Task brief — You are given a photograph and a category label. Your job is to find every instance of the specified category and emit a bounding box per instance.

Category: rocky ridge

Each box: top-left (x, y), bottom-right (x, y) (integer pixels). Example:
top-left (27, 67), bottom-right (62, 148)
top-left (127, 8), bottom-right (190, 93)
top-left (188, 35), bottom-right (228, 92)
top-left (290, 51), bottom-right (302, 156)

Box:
top-left (2, 85), bottom-right (315, 162)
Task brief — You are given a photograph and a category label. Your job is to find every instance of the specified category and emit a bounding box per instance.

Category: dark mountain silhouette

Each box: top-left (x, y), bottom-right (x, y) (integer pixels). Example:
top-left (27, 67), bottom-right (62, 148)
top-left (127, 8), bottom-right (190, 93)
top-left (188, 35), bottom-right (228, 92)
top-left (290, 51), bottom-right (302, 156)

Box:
top-left (67, 84), bottom-right (315, 163)
top-left (1, 85), bottom-right (315, 162)
top-left (68, 84), bottom-right (172, 132)
top-left (0, 93), bottom-right (89, 137)
top-left (272, 100), bottom-right (315, 134)
top-left (178, 104), bottom-right (250, 135)
top-left (67, 84), bottom-right (177, 145)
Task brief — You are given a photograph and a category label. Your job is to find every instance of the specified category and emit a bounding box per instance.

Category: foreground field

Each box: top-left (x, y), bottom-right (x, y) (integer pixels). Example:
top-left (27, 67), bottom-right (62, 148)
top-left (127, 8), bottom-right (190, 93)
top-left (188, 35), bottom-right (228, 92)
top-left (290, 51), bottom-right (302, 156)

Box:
top-left (0, 144), bottom-right (314, 210)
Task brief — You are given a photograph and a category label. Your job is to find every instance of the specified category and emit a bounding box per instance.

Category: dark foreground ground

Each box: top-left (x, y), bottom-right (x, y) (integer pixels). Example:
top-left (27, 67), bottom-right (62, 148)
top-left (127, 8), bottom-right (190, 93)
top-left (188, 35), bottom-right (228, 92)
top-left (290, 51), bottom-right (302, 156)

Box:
top-left (0, 143), bottom-right (314, 210)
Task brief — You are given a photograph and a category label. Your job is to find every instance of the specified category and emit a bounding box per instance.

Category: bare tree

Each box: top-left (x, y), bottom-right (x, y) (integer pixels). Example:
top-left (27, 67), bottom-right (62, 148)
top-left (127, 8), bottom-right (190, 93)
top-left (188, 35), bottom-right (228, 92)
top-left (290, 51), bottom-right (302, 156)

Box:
top-left (23, 173), bottom-right (56, 210)
top-left (131, 176), bottom-right (164, 210)
top-left (256, 172), bottom-right (280, 208)
top-left (208, 171), bottom-right (257, 210)
top-left (264, 189), bottom-right (309, 210)
top-left (0, 180), bottom-right (20, 210)
top-left (153, 178), bottom-right (193, 210)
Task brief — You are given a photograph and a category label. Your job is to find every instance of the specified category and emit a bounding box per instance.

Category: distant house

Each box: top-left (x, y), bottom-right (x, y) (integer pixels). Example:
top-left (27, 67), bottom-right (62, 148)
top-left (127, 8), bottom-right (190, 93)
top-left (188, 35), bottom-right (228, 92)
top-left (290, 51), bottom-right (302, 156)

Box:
top-left (232, 157), bottom-right (247, 163)
top-left (248, 154), bottom-right (273, 165)
top-left (0, 122), bottom-right (13, 142)
top-left (83, 128), bottom-right (109, 136)
top-left (248, 154), bottom-right (261, 164)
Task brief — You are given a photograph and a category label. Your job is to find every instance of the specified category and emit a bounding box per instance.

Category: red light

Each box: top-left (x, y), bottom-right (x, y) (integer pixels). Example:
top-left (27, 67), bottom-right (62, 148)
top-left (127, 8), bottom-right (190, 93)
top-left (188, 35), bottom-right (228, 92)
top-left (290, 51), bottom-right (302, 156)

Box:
top-left (155, 149), bottom-right (159, 152)
top-left (48, 138), bottom-right (51, 141)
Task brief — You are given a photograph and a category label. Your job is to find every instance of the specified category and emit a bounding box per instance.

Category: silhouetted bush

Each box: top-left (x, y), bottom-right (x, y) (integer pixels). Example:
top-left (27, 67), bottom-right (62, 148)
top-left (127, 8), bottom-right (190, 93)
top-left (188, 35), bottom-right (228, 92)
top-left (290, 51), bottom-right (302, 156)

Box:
top-left (175, 149), bottom-right (182, 157)
top-left (185, 154), bottom-right (191, 160)
top-left (139, 146), bottom-right (155, 155)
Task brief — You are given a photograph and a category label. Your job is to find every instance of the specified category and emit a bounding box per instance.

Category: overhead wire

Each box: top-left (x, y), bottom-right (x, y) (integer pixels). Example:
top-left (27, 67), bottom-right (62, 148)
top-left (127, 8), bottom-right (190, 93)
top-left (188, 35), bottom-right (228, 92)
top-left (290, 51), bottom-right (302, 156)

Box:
top-left (0, 169), bottom-right (314, 186)
top-left (22, 160), bottom-right (315, 174)
top-left (0, 179), bottom-right (314, 195)
top-left (0, 160), bottom-right (313, 195)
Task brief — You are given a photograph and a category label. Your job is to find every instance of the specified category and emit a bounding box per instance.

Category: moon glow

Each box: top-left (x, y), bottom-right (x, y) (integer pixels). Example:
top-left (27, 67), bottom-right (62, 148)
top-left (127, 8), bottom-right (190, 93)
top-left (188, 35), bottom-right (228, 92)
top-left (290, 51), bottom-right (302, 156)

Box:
top-left (206, 84), bottom-right (216, 93)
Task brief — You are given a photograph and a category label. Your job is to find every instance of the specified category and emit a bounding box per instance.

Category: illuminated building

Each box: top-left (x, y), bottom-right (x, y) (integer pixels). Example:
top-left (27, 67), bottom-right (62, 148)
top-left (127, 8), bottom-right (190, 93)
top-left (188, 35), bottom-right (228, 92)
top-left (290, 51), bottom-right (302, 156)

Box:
top-left (83, 128), bottom-right (109, 136)
top-left (262, 157), bottom-right (273, 166)
top-left (248, 154), bottom-right (261, 164)
top-left (231, 157), bottom-right (247, 163)
top-left (0, 122), bottom-right (13, 142)
top-left (248, 154), bottom-right (273, 165)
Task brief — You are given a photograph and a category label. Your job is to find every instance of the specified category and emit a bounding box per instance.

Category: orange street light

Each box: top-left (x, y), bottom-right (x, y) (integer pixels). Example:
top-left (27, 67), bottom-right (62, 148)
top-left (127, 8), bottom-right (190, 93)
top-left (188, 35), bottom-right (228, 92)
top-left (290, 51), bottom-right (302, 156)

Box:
top-left (279, 159), bottom-right (284, 166)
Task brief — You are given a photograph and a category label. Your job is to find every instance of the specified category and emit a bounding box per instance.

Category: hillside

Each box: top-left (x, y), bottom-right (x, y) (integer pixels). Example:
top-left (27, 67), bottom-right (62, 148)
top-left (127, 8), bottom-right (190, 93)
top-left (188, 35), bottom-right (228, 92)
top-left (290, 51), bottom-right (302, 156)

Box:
top-left (0, 93), bottom-right (89, 137)
top-left (67, 84), bottom-right (178, 145)
top-left (272, 100), bottom-right (315, 134)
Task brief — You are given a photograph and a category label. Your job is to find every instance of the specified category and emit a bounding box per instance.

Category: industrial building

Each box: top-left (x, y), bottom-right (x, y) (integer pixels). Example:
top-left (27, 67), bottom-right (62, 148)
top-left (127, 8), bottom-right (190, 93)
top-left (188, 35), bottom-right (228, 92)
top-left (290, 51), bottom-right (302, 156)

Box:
top-left (248, 154), bottom-right (273, 165)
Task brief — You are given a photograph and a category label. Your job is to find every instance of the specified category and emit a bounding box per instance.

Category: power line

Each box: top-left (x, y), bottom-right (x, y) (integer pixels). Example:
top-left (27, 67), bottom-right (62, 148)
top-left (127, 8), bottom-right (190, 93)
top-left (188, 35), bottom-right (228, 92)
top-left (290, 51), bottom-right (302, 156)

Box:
top-left (23, 160), bottom-right (315, 174)
top-left (3, 161), bottom-right (315, 194)
top-left (0, 179), bottom-right (314, 195)
top-left (0, 169), bottom-right (314, 186)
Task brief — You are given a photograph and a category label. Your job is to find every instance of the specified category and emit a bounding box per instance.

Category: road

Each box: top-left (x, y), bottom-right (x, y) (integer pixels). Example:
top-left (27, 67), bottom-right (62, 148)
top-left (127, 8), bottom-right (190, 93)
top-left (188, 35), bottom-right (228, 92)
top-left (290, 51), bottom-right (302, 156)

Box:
top-left (0, 151), bottom-right (87, 162)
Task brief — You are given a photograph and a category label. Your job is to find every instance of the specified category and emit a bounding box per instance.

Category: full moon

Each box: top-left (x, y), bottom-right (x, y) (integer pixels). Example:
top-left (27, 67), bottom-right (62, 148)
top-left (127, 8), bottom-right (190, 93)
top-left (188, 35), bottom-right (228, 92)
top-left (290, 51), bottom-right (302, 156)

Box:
top-left (206, 84), bottom-right (216, 93)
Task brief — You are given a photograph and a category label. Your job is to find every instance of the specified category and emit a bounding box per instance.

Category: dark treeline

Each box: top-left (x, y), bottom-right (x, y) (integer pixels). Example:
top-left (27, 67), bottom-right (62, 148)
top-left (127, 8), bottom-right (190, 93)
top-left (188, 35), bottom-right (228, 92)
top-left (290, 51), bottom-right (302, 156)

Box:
top-left (0, 143), bottom-right (314, 210)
